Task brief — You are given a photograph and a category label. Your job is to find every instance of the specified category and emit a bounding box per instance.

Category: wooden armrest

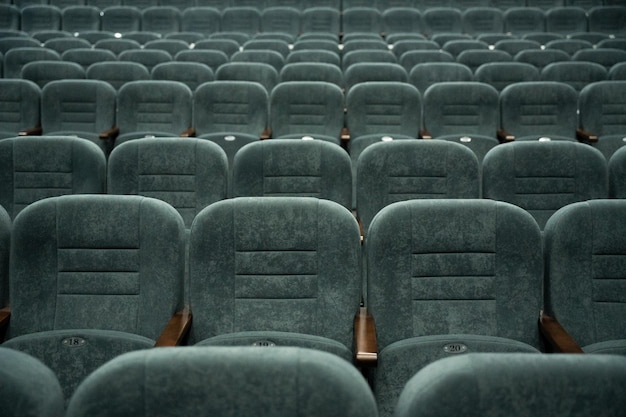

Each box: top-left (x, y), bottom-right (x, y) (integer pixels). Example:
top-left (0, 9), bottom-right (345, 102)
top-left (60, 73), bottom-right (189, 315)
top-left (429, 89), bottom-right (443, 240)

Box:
top-left (99, 126), bottom-right (119, 140)
top-left (341, 127), bottom-right (350, 142)
top-left (354, 306), bottom-right (377, 366)
top-left (419, 129), bottom-right (432, 140)
top-left (18, 126), bottom-right (42, 136)
top-left (180, 127), bottom-right (196, 138)
top-left (539, 311), bottom-right (584, 354)
top-left (260, 127), bottom-right (272, 140)
top-left (0, 306), bottom-right (11, 343)
top-left (576, 128), bottom-right (598, 143)
top-left (497, 129), bottom-right (515, 142)
top-left (154, 308), bottom-right (192, 347)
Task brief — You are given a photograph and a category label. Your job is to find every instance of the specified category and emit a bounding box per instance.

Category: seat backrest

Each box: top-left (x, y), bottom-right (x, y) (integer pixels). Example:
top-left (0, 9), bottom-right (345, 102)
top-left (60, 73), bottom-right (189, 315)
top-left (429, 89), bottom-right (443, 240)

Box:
top-left (572, 48), bottom-right (626, 69)
top-left (151, 62), bottom-right (214, 91)
top-left (180, 6), bottom-right (220, 35)
top-left (118, 49), bottom-right (172, 73)
top-left (609, 145), bottom-right (626, 198)
top-left (108, 138), bottom-right (227, 228)
top-left (301, 6), bottom-right (340, 33)
top-left (0, 205), bottom-right (9, 308)
top-left (230, 49), bottom-right (285, 72)
top-left (21, 5), bottom-right (62, 33)
top-left (503, 6), bottom-right (545, 34)
top-left (4, 47), bottom-right (61, 79)
top-left (188, 197), bottom-right (361, 350)
top-left (342, 7), bottom-right (383, 34)
top-left (86, 61), bottom-right (150, 90)
top-left (541, 61), bottom-right (606, 91)
top-left (383, 7), bottom-right (423, 35)
top-left (494, 38), bottom-right (541, 56)
top-left (66, 347), bottom-right (377, 417)
top-left (0, 136), bottom-right (106, 220)
top-left (21, 60), bottom-right (85, 89)
top-left (543, 200), bottom-right (626, 350)
top-left (545, 6), bottom-right (588, 34)
top-left (474, 62), bottom-right (539, 91)
top-left (344, 63), bottom-right (407, 91)
top-left (94, 38), bottom-right (142, 55)
top-left (456, 49), bottom-right (512, 73)
top-left (279, 62), bottom-right (343, 86)
top-left (43, 37), bottom-right (92, 55)
top-left (396, 353), bottom-right (626, 417)
top-left (588, 5), bottom-right (626, 36)
top-left (514, 49), bottom-right (570, 70)
top-left (0, 347), bottom-right (64, 417)
top-left (215, 62), bottom-right (279, 92)
top-left (0, 5), bottom-right (20, 31)
top-left (422, 7), bottom-right (462, 34)
top-left (8, 194), bottom-right (185, 339)
top-left (409, 62), bottom-right (472, 93)
top-left (545, 38), bottom-right (593, 55)
top-left (221, 7), bottom-right (261, 35)
top-left (0, 79), bottom-right (40, 138)
top-left (367, 199), bottom-right (543, 350)
top-left (62, 5), bottom-right (101, 32)
top-left (62, 48), bottom-right (117, 71)
top-left (101, 5), bottom-right (141, 33)
top-left (115, 80), bottom-right (193, 144)
top-left (482, 141), bottom-right (608, 229)
top-left (356, 140), bottom-right (480, 234)
top-left (399, 50), bottom-right (454, 73)
top-left (269, 81), bottom-right (344, 141)
top-left (499, 81), bottom-right (578, 140)
top-left (233, 140), bottom-right (352, 209)
top-left (141, 6), bottom-right (181, 35)
top-left (462, 7), bottom-right (504, 35)
top-left (261, 7), bottom-right (301, 37)
top-left (41, 79), bottom-right (116, 139)
top-left (175, 50), bottom-right (228, 72)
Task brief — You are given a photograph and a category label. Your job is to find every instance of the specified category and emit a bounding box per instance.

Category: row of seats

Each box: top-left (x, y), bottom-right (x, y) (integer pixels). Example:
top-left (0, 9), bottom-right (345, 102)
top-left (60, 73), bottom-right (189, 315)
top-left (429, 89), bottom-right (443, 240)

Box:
top-left (3, 347), bottom-right (626, 417)
top-left (1, 192), bottom-right (625, 410)
top-left (2, 4), bottom-right (626, 36)
top-left (4, 0), bottom-right (622, 10)
top-left (3, 78), bottom-right (626, 161)
top-left (0, 133), bottom-right (625, 233)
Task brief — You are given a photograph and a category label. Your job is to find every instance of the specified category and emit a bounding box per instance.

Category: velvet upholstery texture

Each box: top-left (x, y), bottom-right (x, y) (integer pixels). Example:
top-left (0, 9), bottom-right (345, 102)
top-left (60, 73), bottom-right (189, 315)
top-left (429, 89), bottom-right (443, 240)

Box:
top-left (189, 197), bottom-right (361, 360)
top-left (0, 206), bottom-right (10, 308)
top-left (0, 79), bottom-right (40, 139)
top-left (500, 81), bottom-right (579, 141)
top-left (366, 199), bottom-right (543, 417)
top-left (396, 353), bottom-right (626, 417)
top-left (4, 47), bottom-right (61, 79)
top-left (609, 146), bottom-right (626, 198)
top-left (269, 81), bottom-right (344, 144)
top-left (0, 136), bottom-right (106, 220)
top-left (233, 140), bottom-right (352, 210)
top-left (356, 140), bottom-right (480, 234)
top-left (115, 80), bottom-right (193, 145)
top-left (482, 141), bottom-right (608, 229)
top-left (543, 200), bottom-right (626, 354)
top-left (108, 137), bottom-right (228, 228)
top-left (579, 81), bottom-right (626, 160)
top-left (66, 347), bottom-right (378, 417)
top-left (0, 347), bottom-right (64, 417)
top-left (4, 194), bottom-right (186, 400)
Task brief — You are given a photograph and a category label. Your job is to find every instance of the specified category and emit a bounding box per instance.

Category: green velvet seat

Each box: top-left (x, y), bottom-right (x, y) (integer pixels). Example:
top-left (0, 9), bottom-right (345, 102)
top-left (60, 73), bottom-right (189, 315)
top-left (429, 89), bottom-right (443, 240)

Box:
top-left (189, 197), bottom-right (361, 361)
top-left (151, 61), bottom-right (214, 91)
top-left (540, 61), bottom-right (607, 92)
top-left (364, 199), bottom-right (543, 417)
top-left (2, 194), bottom-right (187, 402)
top-left (542, 200), bottom-right (626, 354)
top-left (86, 61), bottom-right (150, 91)
top-left (0, 347), bottom-right (64, 417)
top-left (0, 79), bottom-right (40, 139)
top-left (0, 206), bottom-right (9, 310)
top-left (66, 347), bottom-right (378, 417)
top-left (609, 146), bottom-right (626, 198)
top-left (4, 47), bottom-right (60, 79)
top-left (395, 353), bottom-right (626, 417)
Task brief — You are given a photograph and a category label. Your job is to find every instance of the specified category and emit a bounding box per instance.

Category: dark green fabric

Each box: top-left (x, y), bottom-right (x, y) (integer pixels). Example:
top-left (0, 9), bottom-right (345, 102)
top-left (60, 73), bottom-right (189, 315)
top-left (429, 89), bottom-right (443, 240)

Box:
top-left (399, 50), bottom-right (454, 73)
top-left (395, 353), bottom-right (626, 417)
top-left (270, 81), bottom-right (344, 142)
top-left (231, 49), bottom-right (284, 72)
top-left (383, 7), bottom-right (423, 34)
top-left (62, 6), bottom-right (102, 32)
top-left (344, 63), bottom-right (408, 92)
top-left (409, 62), bottom-right (473, 93)
top-left (66, 347), bottom-right (377, 417)
top-left (0, 136), bottom-right (106, 220)
top-left (573, 48), bottom-right (626, 69)
top-left (0, 347), bottom-right (64, 417)
top-left (188, 197), bottom-right (361, 355)
top-left (175, 50), bottom-right (228, 72)
top-left (8, 194), bottom-right (185, 339)
top-left (118, 49), bottom-right (172, 73)
top-left (279, 63), bottom-right (344, 86)
top-left (474, 62), bottom-right (539, 92)
top-left (456, 50), bottom-right (511, 73)
top-left (151, 62), bottom-right (214, 91)
top-left (423, 7), bottom-right (462, 33)
top-left (374, 336), bottom-right (539, 417)
top-left (342, 50), bottom-right (397, 71)
top-left (609, 146), bottom-right (626, 198)
top-left (514, 49), bottom-right (570, 70)
top-left (141, 6), bottom-right (181, 35)
top-left (366, 199), bottom-right (543, 349)
top-left (233, 140), bottom-right (352, 209)
top-left (86, 61), bottom-right (150, 91)
top-left (100, 6), bottom-right (141, 33)
top-left (462, 7), bottom-right (504, 35)
top-left (4, 47), bottom-right (61, 78)
top-left (115, 80), bottom-right (193, 144)
top-left (61, 48), bottom-right (117, 71)
top-left (0, 206), bottom-right (9, 307)
top-left (546, 6), bottom-right (588, 34)
top-left (215, 62), bottom-right (279, 92)
top-left (442, 39), bottom-right (489, 57)
top-left (543, 200), bottom-right (626, 351)
top-left (356, 140), bottom-right (480, 234)
top-left (221, 7), bottom-right (261, 35)
top-left (108, 137), bottom-right (228, 228)
top-left (500, 81), bottom-right (578, 141)
top-left (3, 330), bottom-right (154, 403)
top-left (21, 61), bottom-right (85, 89)
top-left (482, 141), bottom-right (608, 229)
top-left (503, 8), bottom-right (545, 34)
top-left (541, 62), bottom-right (608, 92)
top-left (0, 79), bottom-right (40, 138)
top-left (181, 7), bottom-right (221, 36)
top-left (342, 7), bottom-right (382, 34)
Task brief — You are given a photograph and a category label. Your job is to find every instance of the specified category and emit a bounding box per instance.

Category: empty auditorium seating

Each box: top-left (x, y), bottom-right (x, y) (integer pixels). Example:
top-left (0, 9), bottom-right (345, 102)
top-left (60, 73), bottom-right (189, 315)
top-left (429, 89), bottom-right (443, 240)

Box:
top-left (108, 138), bottom-right (228, 228)
top-left (62, 48), bottom-right (117, 71)
top-left (474, 62), bottom-right (540, 91)
top-left (65, 347), bottom-right (377, 417)
top-left (541, 200), bottom-right (626, 354)
top-left (279, 62), bottom-right (343, 85)
top-left (233, 140), bottom-right (352, 209)
top-left (4, 47), bottom-right (60, 79)
top-left (356, 140), bottom-right (480, 234)
top-left (578, 81), bottom-right (626, 160)
top-left (0, 347), bottom-right (64, 417)
top-left (0, 79), bottom-right (41, 139)
top-left (482, 141), bottom-right (608, 229)
top-left (21, 60), bottom-right (85, 88)
top-left (114, 80), bottom-right (193, 146)
top-left (395, 353), bottom-right (626, 417)
top-left (216, 62), bottom-right (279, 94)
top-left (1, 194), bottom-right (187, 401)
top-left (151, 61), bottom-right (214, 90)
top-left (541, 61), bottom-right (607, 91)
top-left (188, 197), bottom-right (361, 360)
top-left (86, 61), bottom-right (151, 90)
top-left (363, 199), bottom-right (542, 417)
